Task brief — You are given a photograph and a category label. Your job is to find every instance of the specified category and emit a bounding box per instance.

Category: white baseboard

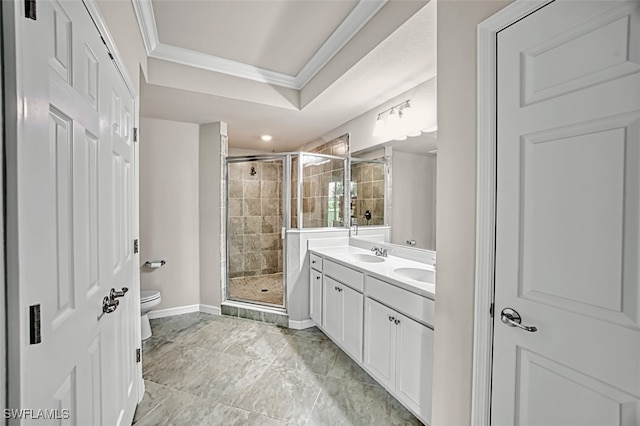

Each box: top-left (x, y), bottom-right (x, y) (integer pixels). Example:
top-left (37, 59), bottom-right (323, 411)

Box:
top-left (199, 304), bottom-right (221, 315)
top-left (288, 319), bottom-right (315, 330)
top-left (147, 304), bottom-right (222, 319)
top-left (147, 304), bottom-right (200, 319)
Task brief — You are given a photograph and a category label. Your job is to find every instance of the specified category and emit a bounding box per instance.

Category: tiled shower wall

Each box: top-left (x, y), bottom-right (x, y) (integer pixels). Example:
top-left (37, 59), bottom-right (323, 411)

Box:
top-left (351, 162), bottom-right (385, 226)
top-left (228, 161), bottom-right (283, 278)
top-left (291, 135), bottom-right (349, 228)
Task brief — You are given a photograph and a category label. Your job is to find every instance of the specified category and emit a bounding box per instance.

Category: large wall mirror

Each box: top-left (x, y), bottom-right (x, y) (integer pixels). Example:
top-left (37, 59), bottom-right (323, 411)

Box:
top-left (352, 131), bottom-right (437, 251)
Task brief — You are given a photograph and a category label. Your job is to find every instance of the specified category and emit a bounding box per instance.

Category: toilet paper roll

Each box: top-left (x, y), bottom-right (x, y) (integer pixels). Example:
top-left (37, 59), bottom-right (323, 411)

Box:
top-left (146, 260), bottom-right (166, 268)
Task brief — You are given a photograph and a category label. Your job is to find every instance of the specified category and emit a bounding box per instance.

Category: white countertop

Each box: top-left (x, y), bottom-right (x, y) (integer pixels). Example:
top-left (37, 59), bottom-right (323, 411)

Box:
top-left (309, 245), bottom-right (436, 300)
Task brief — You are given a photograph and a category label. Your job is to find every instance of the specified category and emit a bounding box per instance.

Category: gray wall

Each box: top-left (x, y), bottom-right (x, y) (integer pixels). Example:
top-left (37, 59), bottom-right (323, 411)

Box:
top-left (139, 117), bottom-right (201, 310)
top-left (199, 123), bottom-right (225, 308)
top-left (391, 150), bottom-right (436, 250)
top-left (432, 1), bottom-right (511, 425)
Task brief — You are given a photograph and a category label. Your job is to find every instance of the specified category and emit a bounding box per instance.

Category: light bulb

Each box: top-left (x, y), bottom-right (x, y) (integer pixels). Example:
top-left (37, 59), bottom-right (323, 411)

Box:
top-left (401, 103), bottom-right (414, 121)
top-left (373, 117), bottom-right (386, 137)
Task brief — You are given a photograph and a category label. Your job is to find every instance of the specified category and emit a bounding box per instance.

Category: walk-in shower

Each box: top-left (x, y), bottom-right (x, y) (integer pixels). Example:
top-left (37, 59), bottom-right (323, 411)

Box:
top-left (224, 148), bottom-right (388, 310)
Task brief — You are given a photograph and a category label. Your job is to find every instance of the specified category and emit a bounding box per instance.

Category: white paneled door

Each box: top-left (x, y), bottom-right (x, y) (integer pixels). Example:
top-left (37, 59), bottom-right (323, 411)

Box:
top-left (492, 0), bottom-right (640, 424)
top-left (17, 0), bottom-right (139, 424)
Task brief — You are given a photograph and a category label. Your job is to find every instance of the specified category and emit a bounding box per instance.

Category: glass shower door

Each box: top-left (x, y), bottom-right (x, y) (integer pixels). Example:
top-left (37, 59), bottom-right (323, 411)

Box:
top-left (226, 157), bottom-right (286, 308)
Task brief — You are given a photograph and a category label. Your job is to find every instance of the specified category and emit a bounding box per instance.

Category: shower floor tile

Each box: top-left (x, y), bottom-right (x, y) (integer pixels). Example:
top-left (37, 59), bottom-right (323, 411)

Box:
top-left (229, 272), bottom-right (284, 306)
top-left (135, 312), bottom-right (423, 426)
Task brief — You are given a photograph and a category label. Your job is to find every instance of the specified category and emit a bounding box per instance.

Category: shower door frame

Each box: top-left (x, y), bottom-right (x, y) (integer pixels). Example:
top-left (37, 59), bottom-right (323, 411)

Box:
top-left (225, 154), bottom-right (291, 310)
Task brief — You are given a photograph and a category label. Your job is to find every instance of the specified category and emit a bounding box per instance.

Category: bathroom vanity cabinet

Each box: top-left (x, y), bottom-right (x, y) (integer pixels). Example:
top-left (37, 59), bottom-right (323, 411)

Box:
top-left (310, 254), bottom-right (364, 362)
top-left (323, 275), bottom-right (364, 362)
top-left (308, 249), bottom-right (434, 425)
top-left (364, 296), bottom-right (433, 421)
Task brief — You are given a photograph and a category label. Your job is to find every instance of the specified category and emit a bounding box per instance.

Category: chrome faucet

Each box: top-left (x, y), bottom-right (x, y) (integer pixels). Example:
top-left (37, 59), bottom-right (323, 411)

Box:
top-left (371, 246), bottom-right (388, 257)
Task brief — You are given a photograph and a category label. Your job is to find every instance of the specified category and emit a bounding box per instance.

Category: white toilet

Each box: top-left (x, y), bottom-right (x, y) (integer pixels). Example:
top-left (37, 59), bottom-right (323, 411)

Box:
top-left (140, 290), bottom-right (161, 340)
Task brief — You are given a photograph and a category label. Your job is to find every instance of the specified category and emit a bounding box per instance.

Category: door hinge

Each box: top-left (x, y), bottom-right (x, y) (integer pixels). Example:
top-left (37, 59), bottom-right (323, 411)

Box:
top-left (136, 348), bottom-right (141, 363)
top-left (29, 304), bottom-right (42, 344)
top-left (134, 239), bottom-right (139, 254)
top-left (133, 127), bottom-right (138, 143)
top-left (25, 0), bottom-right (36, 20)
top-left (490, 303), bottom-right (495, 318)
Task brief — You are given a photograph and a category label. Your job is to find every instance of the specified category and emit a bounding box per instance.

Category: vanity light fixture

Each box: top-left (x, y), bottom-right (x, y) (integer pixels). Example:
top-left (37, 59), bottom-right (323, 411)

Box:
top-left (372, 100), bottom-right (418, 139)
top-left (261, 134), bottom-right (273, 142)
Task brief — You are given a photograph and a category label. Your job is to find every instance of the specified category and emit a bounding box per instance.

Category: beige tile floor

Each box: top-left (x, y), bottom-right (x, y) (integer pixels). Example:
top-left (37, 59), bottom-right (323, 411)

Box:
top-left (229, 273), bottom-right (284, 306)
top-left (133, 312), bottom-right (423, 426)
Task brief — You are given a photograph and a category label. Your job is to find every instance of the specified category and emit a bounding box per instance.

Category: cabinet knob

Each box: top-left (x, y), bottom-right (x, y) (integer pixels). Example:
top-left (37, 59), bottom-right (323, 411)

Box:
top-left (312, 260), bottom-right (316, 264)
top-left (394, 319), bottom-right (400, 325)
top-left (388, 315), bottom-right (395, 322)
top-left (316, 276), bottom-right (321, 280)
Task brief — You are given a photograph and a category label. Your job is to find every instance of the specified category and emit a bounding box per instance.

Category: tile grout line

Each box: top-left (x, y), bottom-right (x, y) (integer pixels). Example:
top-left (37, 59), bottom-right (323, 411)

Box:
top-left (304, 374), bottom-right (329, 426)
top-left (227, 325), bottom-right (291, 414)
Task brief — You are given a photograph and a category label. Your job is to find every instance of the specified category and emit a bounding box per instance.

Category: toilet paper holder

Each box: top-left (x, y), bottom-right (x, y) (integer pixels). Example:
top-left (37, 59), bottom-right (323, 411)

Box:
top-left (144, 260), bottom-right (166, 268)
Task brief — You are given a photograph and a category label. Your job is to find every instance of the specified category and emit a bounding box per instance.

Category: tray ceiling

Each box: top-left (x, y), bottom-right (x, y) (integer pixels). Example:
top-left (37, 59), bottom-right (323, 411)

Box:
top-left (134, 0), bottom-right (436, 150)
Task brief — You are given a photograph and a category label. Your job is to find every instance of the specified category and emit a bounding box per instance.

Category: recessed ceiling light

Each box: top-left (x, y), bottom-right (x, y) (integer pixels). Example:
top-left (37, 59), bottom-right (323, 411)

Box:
top-left (261, 135), bottom-right (272, 142)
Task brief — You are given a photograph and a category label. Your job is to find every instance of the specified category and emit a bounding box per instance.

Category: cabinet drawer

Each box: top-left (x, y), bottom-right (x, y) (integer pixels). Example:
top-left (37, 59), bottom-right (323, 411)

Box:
top-left (324, 259), bottom-right (364, 292)
top-left (366, 276), bottom-right (434, 327)
top-left (310, 253), bottom-right (323, 271)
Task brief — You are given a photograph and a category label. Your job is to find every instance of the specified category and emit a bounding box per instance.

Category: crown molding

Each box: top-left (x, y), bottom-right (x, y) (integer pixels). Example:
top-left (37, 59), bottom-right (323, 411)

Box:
top-left (152, 43), bottom-right (300, 89)
top-left (295, 0), bottom-right (388, 87)
top-left (131, 0), bottom-right (159, 54)
top-left (131, 0), bottom-right (388, 90)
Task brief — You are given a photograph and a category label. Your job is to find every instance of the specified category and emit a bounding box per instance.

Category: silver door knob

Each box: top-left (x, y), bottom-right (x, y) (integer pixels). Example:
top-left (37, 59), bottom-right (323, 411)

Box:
top-left (500, 308), bottom-right (537, 332)
top-left (110, 287), bottom-right (129, 300)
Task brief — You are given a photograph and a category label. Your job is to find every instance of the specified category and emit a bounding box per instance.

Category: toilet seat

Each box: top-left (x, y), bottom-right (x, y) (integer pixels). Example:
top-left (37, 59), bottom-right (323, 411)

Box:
top-left (141, 290), bottom-right (161, 303)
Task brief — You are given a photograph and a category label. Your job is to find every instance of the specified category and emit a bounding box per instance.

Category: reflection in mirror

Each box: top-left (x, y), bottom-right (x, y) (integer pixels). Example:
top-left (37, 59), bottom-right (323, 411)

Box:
top-left (353, 131), bottom-right (437, 251)
top-left (350, 158), bottom-right (387, 227)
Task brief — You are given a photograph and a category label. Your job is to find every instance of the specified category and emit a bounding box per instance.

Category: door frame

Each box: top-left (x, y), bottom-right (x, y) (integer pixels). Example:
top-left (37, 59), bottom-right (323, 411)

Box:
top-left (3, 0), bottom-right (143, 412)
top-left (471, 1), bottom-right (554, 424)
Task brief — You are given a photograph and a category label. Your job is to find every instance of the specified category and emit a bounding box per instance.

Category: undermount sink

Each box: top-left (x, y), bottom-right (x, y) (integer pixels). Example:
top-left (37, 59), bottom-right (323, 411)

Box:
top-left (393, 267), bottom-right (435, 284)
top-left (348, 253), bottom-right (386, 263)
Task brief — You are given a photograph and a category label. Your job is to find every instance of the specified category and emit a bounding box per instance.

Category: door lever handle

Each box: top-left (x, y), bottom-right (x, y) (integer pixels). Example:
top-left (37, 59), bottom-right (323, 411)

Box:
top-left (110, 287), bottom-right (129, 300)
top-left (500, 308), bottom-right (537, 332)
top-left (98, 296), bottom-right (119, 320)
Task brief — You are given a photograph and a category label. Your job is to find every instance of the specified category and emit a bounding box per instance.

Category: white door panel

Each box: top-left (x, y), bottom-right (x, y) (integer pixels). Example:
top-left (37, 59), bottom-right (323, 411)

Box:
top-left (17, 0), bottom-right (139, 424)
top-left (492, 0), bottom-right (640, 424)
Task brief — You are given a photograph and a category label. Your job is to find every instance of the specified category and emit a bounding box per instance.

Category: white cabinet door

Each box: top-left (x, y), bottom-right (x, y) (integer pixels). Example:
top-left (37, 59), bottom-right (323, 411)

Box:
top-left (395, 313), bottom-right (434, 423)
top-left (323, 276), bottom-right (343, 341)
top-left (364, 298), bottom-right (396, 390)
top-left (341, 285), bottom-right (364, 362)
top-left (310, 269), bottom-right (323, 326)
